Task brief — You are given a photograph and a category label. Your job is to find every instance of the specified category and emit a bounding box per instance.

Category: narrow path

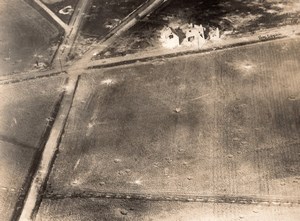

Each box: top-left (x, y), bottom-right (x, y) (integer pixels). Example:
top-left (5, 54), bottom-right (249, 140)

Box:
top-left (18, 75), bottom-right (79, 221)
top-left (52, 0), bottom-right (92, 68)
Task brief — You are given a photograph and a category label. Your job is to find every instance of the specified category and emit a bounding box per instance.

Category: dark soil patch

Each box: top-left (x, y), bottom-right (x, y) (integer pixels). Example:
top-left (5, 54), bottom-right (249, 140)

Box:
top-left (43, 0), bottom-right (80, 24)
top-left (81, 0), bottom-right (146, 38)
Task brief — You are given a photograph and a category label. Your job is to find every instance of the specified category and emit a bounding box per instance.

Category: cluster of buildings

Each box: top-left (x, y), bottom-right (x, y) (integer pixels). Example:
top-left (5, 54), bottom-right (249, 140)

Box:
top-left (160, 23), bottom-right (220, 49)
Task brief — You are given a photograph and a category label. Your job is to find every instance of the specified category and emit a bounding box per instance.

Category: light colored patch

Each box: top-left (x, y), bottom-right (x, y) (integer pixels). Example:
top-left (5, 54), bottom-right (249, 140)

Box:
top-left (87, 122), bottom-right (95, 129)
top-left (73, 159), bottom-right (81, 170)
top-left (190, 93), bottom-right (210, 101)
top-left (12, 118), bottom-right (17, 126)
top-left (114, 158), bottom-right (122, 163)
top-left (242, 63), bottom-right (254, 70)
top-left (59, 6), bottom-right (74, 15)
top-left (222, 14), bottom-right (263, 29)
top-left (134, 179), bottom-right (142, 185)
top-left (266, 9), bottom-right (278, 14)
top-left (86, 127), bottom-right (93, 137)
top-left (70, 178), bottom-right (80, 186)
top-left (101, 78), bottom-right (116, 86)
top-left (273, 1), bottom-right (300, 13)
top-left (41, 0), bottom-right (64, 4)
top-left (228, 60), bottom-right (259, 76)
top-left (129, 179), bottom-right (143, 185)
top-left (178, 84), bottom-right (186, 90)
top-left (63, 83), bottom-right (74, 93)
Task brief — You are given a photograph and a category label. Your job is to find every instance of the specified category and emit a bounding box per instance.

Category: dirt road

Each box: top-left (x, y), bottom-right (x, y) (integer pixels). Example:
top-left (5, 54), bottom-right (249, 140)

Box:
top-left (52, 0), bottom-right (92, 69)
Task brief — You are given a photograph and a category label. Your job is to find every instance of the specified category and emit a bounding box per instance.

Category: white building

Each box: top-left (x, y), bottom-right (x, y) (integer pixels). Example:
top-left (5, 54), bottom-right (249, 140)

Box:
top-left (182, 24), bottom-right (206, 49)
top-left (160, 27), bottom-right (180, 49)
top-left (209, 27), bottom-right (220, 40)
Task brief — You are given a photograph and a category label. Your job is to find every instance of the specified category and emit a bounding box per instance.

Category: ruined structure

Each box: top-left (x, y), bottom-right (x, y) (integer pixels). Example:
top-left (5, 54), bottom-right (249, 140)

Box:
top-left (208, 27), bottom-right (220, 40)
top-left (160, 23), bottom-right (220, 49)
top-left (160, 26), bottom-right (180, 49)
top-left (182, 23), bottom-right (206, 48)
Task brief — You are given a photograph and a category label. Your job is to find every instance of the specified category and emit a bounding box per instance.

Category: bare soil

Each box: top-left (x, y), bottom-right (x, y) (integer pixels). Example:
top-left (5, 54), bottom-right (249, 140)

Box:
top-left (81, 0), bottom-right (146, 38)
top-left (47, 38), bottom-right (300, 199)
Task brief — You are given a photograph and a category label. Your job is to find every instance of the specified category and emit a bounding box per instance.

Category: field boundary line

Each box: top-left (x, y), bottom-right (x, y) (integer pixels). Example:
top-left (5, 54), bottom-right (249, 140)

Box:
top-left (0, 70), bottom-right (66, 85)
top-left (44, 190), bottom-right (300, 207)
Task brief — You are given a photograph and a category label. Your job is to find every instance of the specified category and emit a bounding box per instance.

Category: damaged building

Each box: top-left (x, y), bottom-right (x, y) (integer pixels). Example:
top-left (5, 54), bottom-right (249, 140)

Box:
top-left (160, 26), bottom-right (185, 49)
top-left (160, 23), bottom-right (221, 49)
top-left (182, 24), bottom-right (206, 48)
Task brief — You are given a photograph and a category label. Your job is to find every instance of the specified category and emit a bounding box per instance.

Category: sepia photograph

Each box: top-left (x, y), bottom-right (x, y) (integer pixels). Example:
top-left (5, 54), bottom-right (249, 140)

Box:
top-left (0, 0), bottom-right (300, 220)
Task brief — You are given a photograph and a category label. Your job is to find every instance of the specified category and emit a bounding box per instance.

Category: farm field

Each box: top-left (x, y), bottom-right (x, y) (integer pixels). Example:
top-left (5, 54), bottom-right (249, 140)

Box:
top-left (95, 0), bottom-right (300, 59)
top-left (45, 37), bottom-right (300, 204)
top-left (0, 76), bottom-right (66, 221)
top-left (36, 198), bottom-right (300, 221)
top-left (1, 1), bottom-right (299, 220)
top-left (0, 0), bottom-right (62, 76)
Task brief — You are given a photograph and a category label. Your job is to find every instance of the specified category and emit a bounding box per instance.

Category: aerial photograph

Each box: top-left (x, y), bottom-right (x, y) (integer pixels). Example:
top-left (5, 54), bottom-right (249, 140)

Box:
top-left (0, 0), bottom-right (299, 220)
